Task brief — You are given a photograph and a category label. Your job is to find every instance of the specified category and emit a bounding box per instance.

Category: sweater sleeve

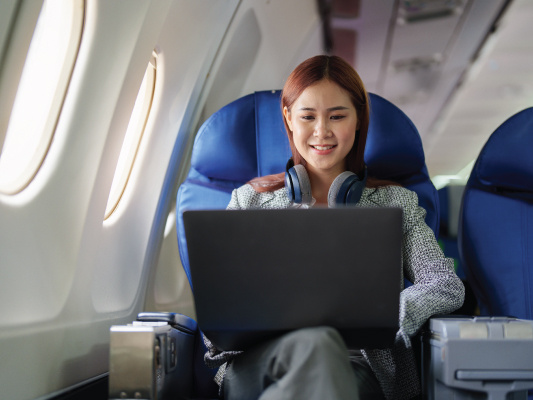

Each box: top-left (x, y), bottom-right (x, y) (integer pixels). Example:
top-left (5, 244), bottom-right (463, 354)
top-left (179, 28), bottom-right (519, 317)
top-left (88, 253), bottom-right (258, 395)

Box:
top-left (226, 187), bottom-right (243, 210)
top-left (226, 184), bottom-right (271, 210)
top-left (361, 187), bottom-right (465, 400)
top-left (397, 188), bottom-right (465, 338)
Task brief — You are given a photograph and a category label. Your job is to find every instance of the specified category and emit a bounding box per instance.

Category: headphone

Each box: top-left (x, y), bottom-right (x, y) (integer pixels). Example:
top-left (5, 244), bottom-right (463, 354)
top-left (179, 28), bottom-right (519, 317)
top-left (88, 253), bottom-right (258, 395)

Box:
top-left (284, 159), bottom-right (367, 207)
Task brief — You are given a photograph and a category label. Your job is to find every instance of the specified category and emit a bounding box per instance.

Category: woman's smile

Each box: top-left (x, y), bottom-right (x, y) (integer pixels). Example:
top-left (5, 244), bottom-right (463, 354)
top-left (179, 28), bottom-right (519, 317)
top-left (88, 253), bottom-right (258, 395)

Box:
top-left (310, 144), bottom-right (337, 154)
top-left (310, 144), bottom-right (336, 150)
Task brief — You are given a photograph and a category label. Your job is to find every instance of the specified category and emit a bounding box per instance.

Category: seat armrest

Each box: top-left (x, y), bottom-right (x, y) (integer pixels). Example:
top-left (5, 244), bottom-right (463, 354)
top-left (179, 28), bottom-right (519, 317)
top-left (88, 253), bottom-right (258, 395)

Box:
top-left (109, 313), bottom-right (197, 399)
top-left (421, 316), bottom-right (533, 399)
top-left (137, 311), bottom-right (197, 334)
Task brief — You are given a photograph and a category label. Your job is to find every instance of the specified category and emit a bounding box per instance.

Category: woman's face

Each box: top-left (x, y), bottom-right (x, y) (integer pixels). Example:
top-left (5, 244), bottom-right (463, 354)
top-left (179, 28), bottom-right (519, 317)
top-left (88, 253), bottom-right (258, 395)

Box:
top-left (284, 79), bottom-right (358, 177)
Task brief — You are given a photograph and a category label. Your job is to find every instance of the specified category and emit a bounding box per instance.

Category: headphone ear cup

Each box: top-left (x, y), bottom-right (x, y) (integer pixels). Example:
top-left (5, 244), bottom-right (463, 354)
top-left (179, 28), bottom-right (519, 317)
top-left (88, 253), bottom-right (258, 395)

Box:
top-left (328, 171), bottom-right (366, 207)
top-left (328, 172), bottom-right (357, 207)
top-left (285, 164), bottom-right (312, 204)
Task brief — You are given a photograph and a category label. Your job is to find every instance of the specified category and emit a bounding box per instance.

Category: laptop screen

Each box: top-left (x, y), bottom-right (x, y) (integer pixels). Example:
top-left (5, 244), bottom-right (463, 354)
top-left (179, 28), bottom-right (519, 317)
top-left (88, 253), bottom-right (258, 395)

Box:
top-left (183, 207), bottom-right (402, 351)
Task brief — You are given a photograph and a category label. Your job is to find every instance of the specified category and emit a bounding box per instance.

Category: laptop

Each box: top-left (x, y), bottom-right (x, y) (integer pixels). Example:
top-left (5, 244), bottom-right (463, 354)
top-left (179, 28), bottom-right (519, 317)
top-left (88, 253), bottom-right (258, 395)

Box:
top-left (183, 207), bottom-right (402, 351)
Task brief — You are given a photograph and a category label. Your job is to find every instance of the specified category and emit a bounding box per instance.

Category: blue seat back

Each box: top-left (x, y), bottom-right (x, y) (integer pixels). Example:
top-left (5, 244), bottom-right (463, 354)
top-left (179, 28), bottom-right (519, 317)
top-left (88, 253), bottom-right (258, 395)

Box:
top-left (458, 107), bottom-right (533, 319)
top-left (177, 90), bottom-right (439, 288)
top-left (365, 92), bottom-right (439, 234)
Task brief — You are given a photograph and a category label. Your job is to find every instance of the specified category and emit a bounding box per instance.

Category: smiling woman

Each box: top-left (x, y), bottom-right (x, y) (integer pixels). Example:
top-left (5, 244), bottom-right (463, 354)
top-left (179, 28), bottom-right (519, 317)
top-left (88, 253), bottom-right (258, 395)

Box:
top-left (203, 55), bottom-right (465, 400)
top-left (249, 55), bottom-right (376, 198)
top-left (283, 79), bottom-right (358, 203)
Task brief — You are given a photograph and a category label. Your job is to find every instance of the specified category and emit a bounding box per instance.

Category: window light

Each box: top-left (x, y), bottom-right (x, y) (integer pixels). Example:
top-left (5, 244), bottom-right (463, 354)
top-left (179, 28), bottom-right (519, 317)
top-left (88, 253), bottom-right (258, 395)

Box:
top-left (104, 53), bottom-right (157, 219)
top-left (0, 0), bottom-right (84, 194)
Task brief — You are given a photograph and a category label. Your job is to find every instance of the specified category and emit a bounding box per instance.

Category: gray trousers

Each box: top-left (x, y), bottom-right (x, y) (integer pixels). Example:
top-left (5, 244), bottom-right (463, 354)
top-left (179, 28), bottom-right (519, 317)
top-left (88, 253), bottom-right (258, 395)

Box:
top-left (223, 326), bottom-right (386, 400)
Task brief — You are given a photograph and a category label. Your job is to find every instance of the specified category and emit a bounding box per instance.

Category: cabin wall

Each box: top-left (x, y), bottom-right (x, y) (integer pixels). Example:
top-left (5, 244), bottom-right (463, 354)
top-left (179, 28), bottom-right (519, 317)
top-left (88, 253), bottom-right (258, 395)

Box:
top-left (144, 0), bottom-right (323, 317)
top-left (0, 0), bottom-right (322, 398)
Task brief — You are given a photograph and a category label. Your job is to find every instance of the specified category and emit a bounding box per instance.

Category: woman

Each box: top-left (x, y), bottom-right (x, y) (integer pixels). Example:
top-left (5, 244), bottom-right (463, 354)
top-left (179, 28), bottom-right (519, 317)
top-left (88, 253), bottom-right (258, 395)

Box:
top-left (203, 55), bottom-right (465, 400)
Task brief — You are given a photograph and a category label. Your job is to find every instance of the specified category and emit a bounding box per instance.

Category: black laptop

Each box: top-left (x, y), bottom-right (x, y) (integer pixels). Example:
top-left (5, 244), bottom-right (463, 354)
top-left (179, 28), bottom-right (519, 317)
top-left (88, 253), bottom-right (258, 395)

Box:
top-left (183, 207), bottom-right (402, 351)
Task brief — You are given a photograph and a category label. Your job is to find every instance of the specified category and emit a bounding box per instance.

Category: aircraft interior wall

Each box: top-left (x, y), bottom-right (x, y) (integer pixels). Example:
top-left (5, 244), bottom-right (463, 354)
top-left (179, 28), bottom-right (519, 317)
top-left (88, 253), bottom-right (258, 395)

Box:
top-left (144, 0), bottom-right (324, 317)
top-left (0, 0), bottom-right (324, 398)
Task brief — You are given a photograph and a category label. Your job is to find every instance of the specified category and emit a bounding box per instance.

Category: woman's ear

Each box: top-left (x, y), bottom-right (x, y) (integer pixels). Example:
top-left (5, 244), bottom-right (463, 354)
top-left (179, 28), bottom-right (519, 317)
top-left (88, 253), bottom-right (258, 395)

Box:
top-left (283, 106), bottom-right (292, 132)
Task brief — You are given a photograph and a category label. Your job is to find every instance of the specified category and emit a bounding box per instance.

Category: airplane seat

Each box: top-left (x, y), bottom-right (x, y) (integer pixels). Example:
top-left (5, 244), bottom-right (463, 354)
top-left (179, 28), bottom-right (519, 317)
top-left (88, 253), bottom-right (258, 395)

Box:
top-left (420, 106), bottom-right (533, 400)
top-left (171, 90), bottom-right (439, 399)
top-left (177, 90), bottom-right (440, 288)
top-left (458, 106), bottom-right (533, 320)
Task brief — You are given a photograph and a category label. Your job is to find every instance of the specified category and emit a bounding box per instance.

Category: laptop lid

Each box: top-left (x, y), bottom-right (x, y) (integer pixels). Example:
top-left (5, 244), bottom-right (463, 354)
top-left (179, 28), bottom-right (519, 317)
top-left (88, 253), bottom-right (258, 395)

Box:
top-left (183, 207), bottom-right (402, 351)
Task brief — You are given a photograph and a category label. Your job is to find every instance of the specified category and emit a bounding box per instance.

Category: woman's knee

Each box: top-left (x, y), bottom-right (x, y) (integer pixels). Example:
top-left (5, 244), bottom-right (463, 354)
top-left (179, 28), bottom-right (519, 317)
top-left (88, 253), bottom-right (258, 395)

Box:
top-left (287, 326), bottom-right (343, 342)
top-left (276, 326), bottom-right (347, 358)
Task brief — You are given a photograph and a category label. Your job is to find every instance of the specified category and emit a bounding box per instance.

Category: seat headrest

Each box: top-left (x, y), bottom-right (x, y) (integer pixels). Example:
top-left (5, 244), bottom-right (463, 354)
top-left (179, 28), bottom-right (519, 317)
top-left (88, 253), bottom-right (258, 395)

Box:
top-left (468, 107), bottom-right (533, 196)
top-left (191, 91), bottom-right (427, 183)
top-left (191, 90), bottom-right (290, 182)
top-left (365, 93), bottom-right (425, 180)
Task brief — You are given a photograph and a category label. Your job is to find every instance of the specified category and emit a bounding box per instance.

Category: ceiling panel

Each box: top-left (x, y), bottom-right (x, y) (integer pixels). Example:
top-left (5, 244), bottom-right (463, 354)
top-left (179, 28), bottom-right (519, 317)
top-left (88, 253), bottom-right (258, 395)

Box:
top-left (329, 0), bottom-right (531, 184)
top-left (425, 0), bottom-right (533, 180)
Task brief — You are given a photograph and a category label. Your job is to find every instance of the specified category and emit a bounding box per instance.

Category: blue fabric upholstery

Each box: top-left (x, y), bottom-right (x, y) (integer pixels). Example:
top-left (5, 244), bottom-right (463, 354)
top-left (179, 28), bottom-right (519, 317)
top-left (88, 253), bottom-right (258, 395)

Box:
top-left (177, 90), bottom-right (438, 288)
top-left (459, 107), bottom-right (533, 319)
top-left (365, 93), bottom-right (439, 234)
top-left (191, 90), bottom-right (291, 182)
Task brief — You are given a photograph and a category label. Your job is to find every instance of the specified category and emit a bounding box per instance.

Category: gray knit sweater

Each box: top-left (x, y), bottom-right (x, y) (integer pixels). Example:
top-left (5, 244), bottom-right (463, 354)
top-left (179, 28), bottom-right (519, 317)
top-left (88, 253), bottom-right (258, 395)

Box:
top-left (203, 184), bottom-right (465, 399)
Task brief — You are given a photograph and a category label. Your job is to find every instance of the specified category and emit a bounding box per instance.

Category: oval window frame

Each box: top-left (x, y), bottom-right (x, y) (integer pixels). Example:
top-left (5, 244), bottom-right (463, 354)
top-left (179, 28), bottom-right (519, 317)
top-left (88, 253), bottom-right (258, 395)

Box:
top-left (0, 0), bottom-right (85, 194)
top-left (104, 52), bottom-right (157, 220)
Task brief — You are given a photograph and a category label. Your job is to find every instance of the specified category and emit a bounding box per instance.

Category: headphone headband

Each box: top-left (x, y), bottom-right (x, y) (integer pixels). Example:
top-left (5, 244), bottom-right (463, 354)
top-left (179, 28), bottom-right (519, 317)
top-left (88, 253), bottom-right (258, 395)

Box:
top-left (285, 159), bottom-right (366, 206)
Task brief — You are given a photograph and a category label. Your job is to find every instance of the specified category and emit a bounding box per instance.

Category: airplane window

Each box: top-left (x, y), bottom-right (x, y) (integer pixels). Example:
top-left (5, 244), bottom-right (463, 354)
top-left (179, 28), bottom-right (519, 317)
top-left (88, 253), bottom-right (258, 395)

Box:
top-left (0, 0), bottom-right (84, 194)
top-left (104, 52), bottom-right (157, 219)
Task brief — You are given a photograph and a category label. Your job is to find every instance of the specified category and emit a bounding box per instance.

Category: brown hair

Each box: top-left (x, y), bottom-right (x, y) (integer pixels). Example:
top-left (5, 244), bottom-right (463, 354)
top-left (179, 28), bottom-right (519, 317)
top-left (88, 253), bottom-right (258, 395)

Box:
top-left (249, 55), bottom-right (393, 192)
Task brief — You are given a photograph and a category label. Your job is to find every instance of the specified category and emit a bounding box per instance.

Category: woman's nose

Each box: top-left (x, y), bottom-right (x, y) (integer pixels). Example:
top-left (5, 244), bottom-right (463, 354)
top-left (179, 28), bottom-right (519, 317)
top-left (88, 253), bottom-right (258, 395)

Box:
top-left (314, 118), bottom-right (331, 138)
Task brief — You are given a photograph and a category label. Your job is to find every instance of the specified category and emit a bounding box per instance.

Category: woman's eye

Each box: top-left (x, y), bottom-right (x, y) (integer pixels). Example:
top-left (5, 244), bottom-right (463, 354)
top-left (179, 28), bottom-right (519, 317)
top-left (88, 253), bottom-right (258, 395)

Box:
top-left (330, 115), bottom-right (345, 120)
top-left (301, 115), bottom-right (314, 120)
